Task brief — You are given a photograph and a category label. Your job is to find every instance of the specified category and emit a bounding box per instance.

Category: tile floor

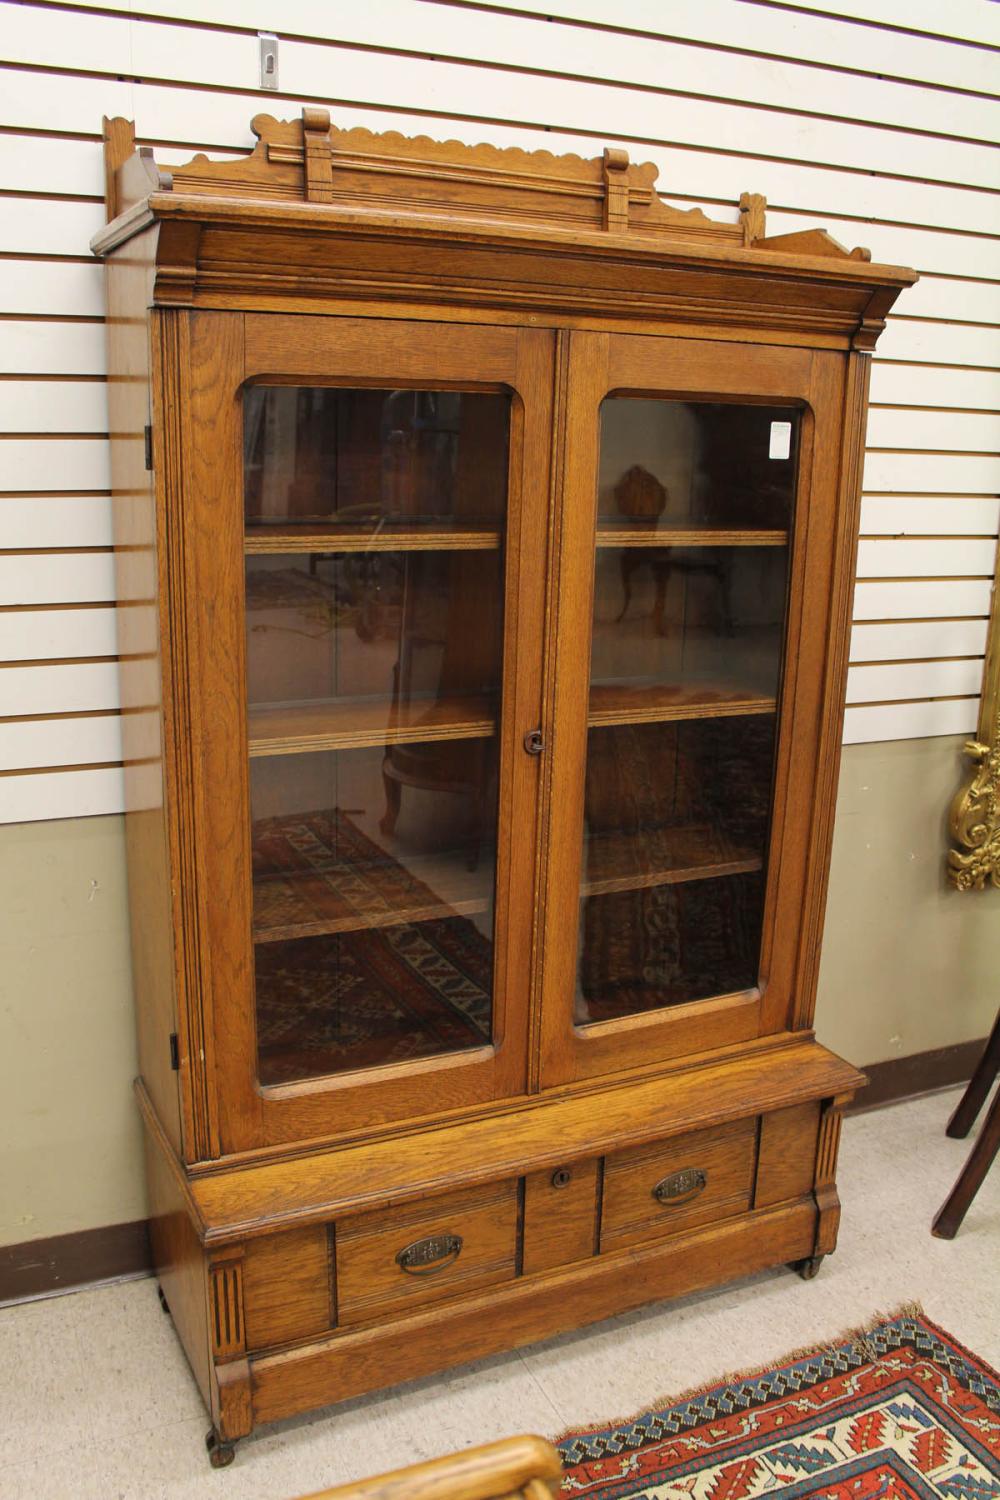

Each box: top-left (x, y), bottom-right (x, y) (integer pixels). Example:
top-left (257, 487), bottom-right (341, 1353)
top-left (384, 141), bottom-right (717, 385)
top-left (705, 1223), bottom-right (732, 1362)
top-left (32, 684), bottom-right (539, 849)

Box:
top-left (1, 1088), bottom-right (997, 1500)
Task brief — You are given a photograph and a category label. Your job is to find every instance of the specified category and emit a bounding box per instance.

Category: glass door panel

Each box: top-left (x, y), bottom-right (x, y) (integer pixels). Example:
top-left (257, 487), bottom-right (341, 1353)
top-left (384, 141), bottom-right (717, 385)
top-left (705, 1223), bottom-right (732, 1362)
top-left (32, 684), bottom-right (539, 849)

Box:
top-left (576, 396), bottom-right (797, 1027)
top-left (243, 386), bottom-right (510, 1086)
top-left (597, 399), bottom-right (797, 533)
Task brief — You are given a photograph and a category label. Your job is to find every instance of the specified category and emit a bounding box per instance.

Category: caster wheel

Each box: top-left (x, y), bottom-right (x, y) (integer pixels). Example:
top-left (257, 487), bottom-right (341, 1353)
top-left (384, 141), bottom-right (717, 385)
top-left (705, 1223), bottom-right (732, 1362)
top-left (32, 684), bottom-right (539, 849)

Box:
top-left (206, 1429), bottom-right (236, 1468)
top-left (790, 1254), bottom-right (825, 1281)
top-left (156, 1283), bottom-right (170, 1315)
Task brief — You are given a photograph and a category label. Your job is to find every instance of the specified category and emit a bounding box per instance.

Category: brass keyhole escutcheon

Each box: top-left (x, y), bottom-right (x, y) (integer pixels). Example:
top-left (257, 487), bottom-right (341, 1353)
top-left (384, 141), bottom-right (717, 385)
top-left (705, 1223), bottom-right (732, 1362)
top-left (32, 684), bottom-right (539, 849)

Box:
top-left (551, 1167), bottom-right (572, 1189)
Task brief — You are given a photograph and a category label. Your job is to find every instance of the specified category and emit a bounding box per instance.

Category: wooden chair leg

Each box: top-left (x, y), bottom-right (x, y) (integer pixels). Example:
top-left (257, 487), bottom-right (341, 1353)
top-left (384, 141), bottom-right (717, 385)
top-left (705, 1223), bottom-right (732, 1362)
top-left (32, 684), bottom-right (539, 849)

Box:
top-left (946, 1010), bottom-right (1000, 1139)
top-left (932, 1084), bottom-right (1000, 1239)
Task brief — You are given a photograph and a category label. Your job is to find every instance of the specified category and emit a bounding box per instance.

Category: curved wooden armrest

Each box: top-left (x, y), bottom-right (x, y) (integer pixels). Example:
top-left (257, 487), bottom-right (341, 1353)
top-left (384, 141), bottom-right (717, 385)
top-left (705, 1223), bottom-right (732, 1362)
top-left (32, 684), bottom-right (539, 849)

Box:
top-left (299, 1435), bottom-right (563, 1500)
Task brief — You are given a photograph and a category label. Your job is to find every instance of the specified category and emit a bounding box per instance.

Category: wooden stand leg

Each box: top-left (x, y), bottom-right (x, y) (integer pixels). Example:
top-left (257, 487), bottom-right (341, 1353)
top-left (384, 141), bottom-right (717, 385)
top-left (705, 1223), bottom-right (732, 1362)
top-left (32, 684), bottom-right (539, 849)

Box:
top-left (946, 1012), bottom-right (1000, 1139)
top-left (932, 1085), bottom-right (1000, 1239)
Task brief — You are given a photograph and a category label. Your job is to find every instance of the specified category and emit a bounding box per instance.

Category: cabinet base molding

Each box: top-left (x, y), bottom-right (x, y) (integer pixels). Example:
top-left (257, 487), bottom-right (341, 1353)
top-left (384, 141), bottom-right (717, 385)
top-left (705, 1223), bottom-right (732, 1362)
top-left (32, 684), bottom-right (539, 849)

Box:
top-left (248, 1198), bottom-right (817, 1430)
top-left (143, 1041), bottom-right (861, 1443)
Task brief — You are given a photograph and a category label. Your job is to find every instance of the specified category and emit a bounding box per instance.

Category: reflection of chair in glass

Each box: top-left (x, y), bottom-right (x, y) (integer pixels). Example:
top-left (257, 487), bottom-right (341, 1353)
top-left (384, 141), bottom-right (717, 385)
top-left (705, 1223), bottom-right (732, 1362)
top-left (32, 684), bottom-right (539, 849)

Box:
top-left (377, 554), bottom-right (498, 872)
top-left (612, 457), bottom-right (735, 636)
top-left (381, 389), bottom-right (462, 520)
top-left (380, 731), bottom-right (493, 873)
top-left (616, 550), bottom-right (734, 637)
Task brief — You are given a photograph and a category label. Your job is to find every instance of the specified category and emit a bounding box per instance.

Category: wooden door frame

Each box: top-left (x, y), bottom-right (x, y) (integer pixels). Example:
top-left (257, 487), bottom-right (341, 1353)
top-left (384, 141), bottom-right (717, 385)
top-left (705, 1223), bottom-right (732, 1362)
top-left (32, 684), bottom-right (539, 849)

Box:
top-left (169, 309), bottom-right (555, 1157)
top-left (535, 330), bottom-right (852, 1088)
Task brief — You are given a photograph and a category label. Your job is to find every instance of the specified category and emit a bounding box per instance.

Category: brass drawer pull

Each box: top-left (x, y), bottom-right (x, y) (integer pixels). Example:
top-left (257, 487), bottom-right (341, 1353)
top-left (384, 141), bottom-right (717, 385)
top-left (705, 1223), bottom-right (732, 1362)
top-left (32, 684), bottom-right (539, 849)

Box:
top-left (652, 1167), bottom-right (706, 1206)
top-left (395, 1234), bottom-right (463, 1276)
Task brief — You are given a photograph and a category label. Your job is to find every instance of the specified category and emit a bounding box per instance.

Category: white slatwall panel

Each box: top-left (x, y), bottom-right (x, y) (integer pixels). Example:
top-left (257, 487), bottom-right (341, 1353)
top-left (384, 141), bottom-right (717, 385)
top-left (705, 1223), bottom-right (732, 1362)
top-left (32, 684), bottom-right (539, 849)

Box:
top-left (0, 607), bottom-right (120, 661)
top-left (0, 496), bottom-right (113, 546)
top-left (1, 0), bottom-right (997, 822)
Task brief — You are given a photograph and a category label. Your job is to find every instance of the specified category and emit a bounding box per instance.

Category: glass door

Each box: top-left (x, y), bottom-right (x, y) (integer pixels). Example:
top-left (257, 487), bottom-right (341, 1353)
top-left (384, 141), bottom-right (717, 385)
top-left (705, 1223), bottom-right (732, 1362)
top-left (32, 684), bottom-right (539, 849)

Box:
top-left (244, 385), bottom-right (509, 1088)
top-left (578, 396), bottom-right (792, 1026)
top-left (538, 331), bottom-right (845, 1086)
top-left (184, 315), bottom-right (553, 1154)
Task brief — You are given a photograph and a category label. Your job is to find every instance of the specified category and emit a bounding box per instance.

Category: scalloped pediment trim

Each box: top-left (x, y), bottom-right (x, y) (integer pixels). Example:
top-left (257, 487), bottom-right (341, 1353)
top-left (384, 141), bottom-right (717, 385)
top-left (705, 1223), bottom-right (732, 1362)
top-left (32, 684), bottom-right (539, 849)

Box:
top-left (102, 108), bottom-right (765, 251)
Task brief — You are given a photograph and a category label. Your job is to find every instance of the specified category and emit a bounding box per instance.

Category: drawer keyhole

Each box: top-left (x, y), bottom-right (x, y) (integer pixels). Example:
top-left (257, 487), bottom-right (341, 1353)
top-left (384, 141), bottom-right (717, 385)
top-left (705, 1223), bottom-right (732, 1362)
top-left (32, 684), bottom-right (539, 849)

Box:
top-left (550, 1168), bottom-right (572, 1189)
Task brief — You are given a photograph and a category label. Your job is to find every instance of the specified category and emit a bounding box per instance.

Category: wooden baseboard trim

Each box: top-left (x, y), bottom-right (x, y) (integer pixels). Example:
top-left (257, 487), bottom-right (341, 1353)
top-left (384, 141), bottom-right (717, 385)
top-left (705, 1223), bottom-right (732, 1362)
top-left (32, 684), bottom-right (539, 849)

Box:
top-left (0, 1219), bottom-right (151, 1307)
top-left (850, 1037), bottom-right (985, 1113)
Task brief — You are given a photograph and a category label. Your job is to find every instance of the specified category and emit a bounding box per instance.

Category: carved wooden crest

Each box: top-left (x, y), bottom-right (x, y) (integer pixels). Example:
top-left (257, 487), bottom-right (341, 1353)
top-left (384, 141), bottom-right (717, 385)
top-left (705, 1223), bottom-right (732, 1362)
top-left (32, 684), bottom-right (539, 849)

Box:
top-left (94, 110), bottom-right (914, 347)
top-left (101, 107), bottom-right (876, 262)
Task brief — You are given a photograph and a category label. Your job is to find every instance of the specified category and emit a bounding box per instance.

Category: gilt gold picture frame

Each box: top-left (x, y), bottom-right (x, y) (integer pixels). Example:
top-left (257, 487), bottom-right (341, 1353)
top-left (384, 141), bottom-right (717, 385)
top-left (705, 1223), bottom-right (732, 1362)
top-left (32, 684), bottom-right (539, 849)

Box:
top-left (947, 538), bottom-right (1000, 890)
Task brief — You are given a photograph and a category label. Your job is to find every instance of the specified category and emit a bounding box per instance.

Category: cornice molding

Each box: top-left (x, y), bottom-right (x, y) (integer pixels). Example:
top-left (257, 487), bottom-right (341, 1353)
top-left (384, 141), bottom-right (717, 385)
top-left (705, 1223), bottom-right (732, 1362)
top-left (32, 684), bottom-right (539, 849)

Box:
top-left (91, 110), bottom-right (917, 348)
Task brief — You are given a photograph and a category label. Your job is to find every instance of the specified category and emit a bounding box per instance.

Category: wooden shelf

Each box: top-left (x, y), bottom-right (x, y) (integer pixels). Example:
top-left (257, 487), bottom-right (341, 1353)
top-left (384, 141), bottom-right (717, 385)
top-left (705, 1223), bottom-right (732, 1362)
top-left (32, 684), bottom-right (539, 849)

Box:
top-left (582, 826), bottom-right (762, 898)
top-left (248, 693), bottom-right (497, 756)
top-left (588, 682), bottom-right (776, 728)
top-left (245, 524), bottom-right (502, 554)
top-left (595, 525), bottom-right (787, 548)
top-left (254, 848), bottom-right (494, 943)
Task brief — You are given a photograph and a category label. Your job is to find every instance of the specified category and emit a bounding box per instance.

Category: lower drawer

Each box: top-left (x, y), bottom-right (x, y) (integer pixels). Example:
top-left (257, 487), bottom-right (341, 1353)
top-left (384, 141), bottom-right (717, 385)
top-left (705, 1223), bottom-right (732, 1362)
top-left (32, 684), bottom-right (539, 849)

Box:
top-left (335, 1180), bottom-right (518, 1327)
top-left (601, 1116), bottom-right (756, 1252)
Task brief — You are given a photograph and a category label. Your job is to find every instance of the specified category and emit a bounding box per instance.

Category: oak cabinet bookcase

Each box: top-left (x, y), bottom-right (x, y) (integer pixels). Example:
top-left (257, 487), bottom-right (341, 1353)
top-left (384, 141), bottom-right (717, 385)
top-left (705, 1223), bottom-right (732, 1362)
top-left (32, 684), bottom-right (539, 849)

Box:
top-left (93, 110), bottom-right (915, 1465)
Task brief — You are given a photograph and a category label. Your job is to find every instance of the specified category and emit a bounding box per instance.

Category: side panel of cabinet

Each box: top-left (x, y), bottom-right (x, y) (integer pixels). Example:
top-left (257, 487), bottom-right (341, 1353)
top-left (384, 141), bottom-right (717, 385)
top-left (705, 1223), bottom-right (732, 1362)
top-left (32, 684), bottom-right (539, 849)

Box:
top-left (536, 333), bottom-right (849, 1088)
top-left (105, 234), bottom-right (184, 1157)
top-left (170, 313), bottom-right (555, 1156)
top-left (788, 352), bottom-right (871, 1031)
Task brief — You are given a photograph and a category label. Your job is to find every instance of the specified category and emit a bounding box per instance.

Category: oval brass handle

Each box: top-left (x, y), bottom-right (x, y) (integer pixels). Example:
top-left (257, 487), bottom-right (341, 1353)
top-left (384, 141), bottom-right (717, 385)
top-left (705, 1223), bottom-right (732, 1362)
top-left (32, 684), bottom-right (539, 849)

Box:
top-left (395, 1234), bottom-right (463, 1276)
top-left (652, 1167), bottom-right (707, 1206)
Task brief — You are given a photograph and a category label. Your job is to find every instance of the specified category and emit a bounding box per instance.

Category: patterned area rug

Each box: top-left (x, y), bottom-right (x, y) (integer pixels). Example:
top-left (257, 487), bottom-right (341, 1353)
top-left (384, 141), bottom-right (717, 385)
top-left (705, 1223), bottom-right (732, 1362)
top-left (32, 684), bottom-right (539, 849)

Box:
top-left (557, 1312), bottom-right (1000, 1500)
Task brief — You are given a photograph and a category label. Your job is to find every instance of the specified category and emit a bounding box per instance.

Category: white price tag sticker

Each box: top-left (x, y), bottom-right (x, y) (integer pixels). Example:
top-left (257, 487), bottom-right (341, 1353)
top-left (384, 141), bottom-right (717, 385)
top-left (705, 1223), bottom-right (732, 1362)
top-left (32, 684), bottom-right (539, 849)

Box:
top-left (769, 421), bottom-right (792, 460)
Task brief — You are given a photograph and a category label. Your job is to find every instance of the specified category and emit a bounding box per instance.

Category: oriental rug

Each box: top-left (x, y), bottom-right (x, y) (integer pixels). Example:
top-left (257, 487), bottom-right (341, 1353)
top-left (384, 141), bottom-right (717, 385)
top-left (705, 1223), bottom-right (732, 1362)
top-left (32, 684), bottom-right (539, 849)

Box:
top-left (557, 1311), bottom-right (1000, 1500)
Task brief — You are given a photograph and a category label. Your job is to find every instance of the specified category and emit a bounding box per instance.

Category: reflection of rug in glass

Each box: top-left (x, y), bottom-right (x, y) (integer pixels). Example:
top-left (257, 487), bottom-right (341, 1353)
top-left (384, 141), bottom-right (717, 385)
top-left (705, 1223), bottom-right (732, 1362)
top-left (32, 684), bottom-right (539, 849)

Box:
top-left (252, 809), bottom-right (493, 1083)
top-left (577, 871), bottom-right (764, 1023)
top-left (245, 565), bottom-right (350, 619)
top-left (252, 806), bottom-right (490, 941)
top-left (255, 920), bottom-right (492, 1084)
top-left (556, 1311), bottom-right (1000, 1500)
top-left (584, 717), bottom-right (775, 844)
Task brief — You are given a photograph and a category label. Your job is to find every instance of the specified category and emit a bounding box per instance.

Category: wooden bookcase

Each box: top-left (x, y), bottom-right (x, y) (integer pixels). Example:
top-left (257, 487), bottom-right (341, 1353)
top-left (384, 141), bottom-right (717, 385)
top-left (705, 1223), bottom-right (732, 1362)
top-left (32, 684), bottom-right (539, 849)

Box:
top-left (93, 111), bottom-right (915, 1465)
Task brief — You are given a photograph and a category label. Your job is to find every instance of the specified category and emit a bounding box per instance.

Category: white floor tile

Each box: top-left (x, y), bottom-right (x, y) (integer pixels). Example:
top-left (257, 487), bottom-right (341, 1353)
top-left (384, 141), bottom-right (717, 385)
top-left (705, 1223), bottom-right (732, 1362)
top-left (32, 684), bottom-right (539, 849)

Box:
top-left (70, 1279), bottom-right (206, 1442)
top-left (0, 1441), bottom-right (104, 1500)
top-left (0, 1292), bottom-right (95, 1469)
